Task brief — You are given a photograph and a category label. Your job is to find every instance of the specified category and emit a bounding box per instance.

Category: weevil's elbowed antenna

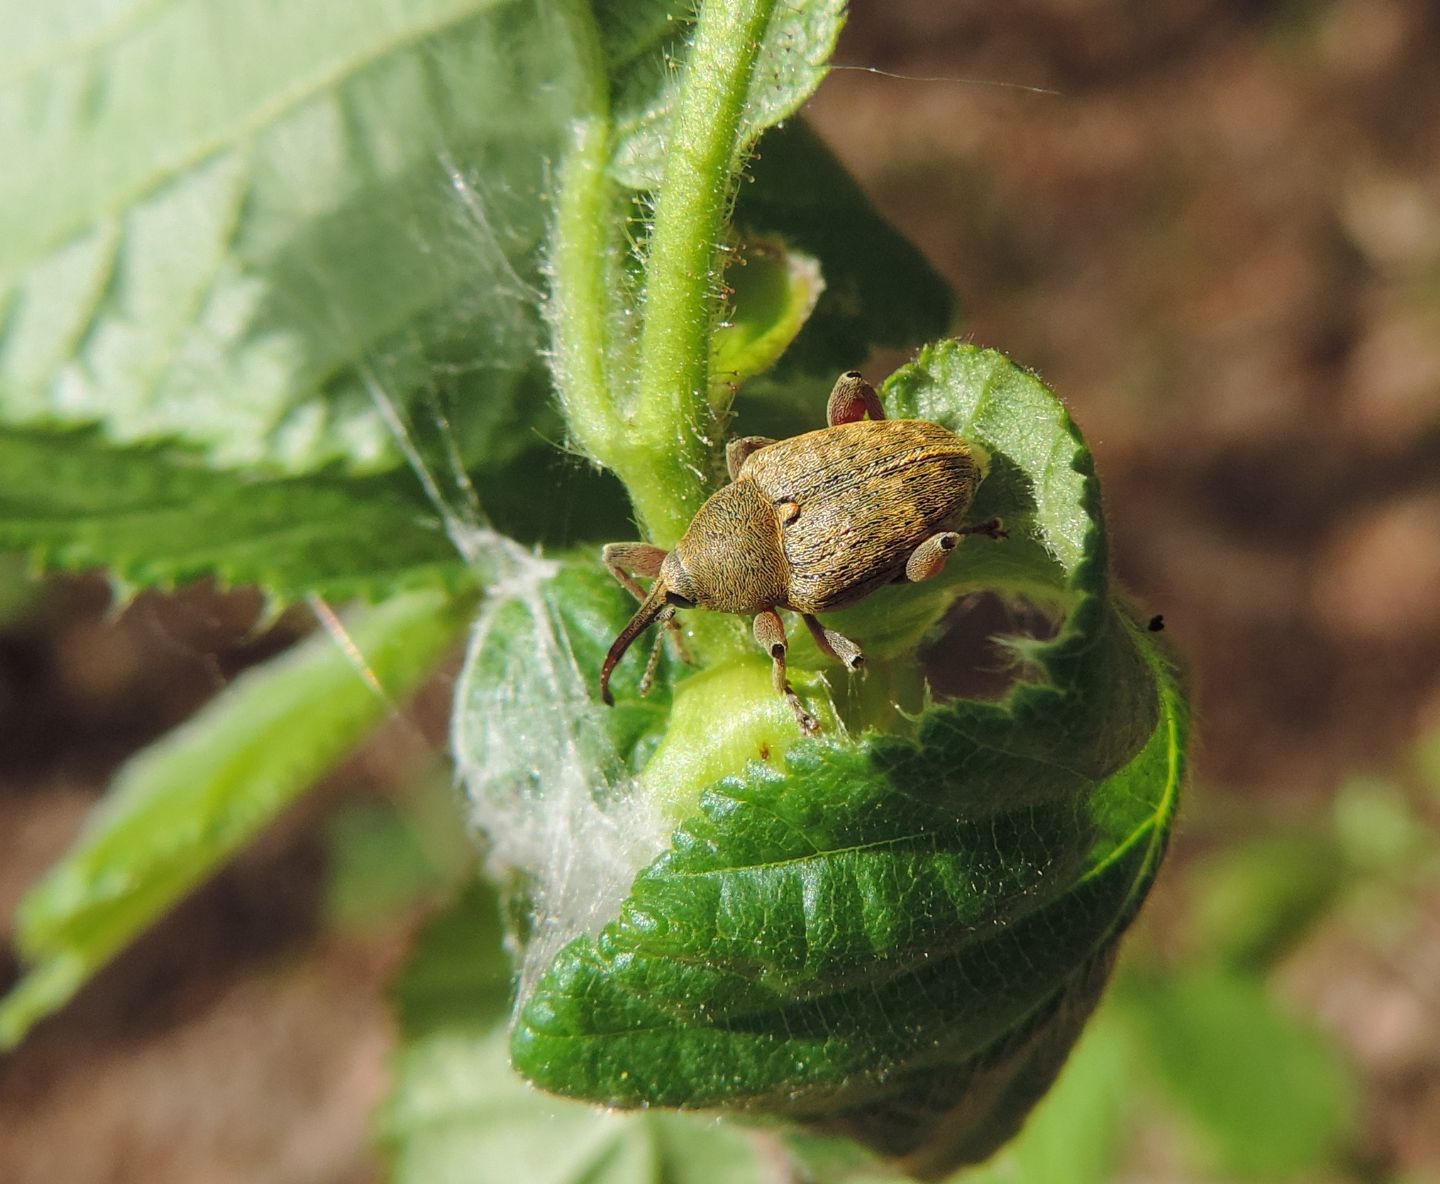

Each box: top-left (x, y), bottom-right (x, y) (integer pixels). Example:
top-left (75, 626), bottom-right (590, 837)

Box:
top-left (599, 582), bottom-right (674, 706)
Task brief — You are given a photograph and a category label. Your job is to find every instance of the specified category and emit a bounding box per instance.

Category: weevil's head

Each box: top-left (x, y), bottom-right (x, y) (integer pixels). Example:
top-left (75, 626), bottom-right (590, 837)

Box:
top-left (655, 549), bottom-right (702, 610)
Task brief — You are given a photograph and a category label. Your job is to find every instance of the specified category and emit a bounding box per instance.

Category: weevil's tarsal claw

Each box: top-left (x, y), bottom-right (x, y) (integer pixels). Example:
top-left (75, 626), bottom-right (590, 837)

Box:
top-left (792, 701), bottom-right (820, 735)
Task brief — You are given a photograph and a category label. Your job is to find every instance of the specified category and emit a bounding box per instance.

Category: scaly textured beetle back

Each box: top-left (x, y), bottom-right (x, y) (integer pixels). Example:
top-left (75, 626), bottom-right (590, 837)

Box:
top-left (740, 419), bottom-right (981, 613)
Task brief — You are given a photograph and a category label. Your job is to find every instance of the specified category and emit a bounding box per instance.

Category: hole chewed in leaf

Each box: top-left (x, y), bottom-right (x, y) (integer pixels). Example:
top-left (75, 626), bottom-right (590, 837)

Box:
top-left (923, 591), bottom-right (1064, 702)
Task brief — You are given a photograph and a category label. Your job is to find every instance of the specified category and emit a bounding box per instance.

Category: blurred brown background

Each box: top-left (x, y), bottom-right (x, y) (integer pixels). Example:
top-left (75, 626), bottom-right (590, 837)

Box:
top-left (4, 1), bottom-right (1440, 1180)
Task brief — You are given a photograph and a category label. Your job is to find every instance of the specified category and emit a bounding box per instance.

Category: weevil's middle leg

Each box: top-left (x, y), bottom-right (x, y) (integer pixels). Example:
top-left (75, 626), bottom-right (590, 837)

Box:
top-left (726, 436), bottom-right (777, 480)
top-left (801, 613), bottom-right (865, 674)
top-left (753, 609), bottom-right (820, 735)
top-left (603, 541), bottom-right (694, 665)
top-left (826, 371), bottom-right (886, 426)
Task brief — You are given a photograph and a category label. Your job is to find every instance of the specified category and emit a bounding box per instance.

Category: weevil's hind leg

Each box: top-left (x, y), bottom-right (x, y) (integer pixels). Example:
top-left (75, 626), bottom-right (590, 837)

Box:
top-left (602, 541), bottom-right (695, 665)
top-left (726, 436), bottom-right (778, 480)
top-left (802, 613), bottom-right (865, 675)
top-left (753, 609), bottom-right (820, 735)
top-left (826, 371), bottom-right (886, 426)
top-left (905, 531), bottom-right (963, 583)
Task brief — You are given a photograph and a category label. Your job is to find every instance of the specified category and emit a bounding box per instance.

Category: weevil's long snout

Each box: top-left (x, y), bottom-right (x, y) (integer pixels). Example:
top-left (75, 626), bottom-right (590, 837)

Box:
top-left (600, 583), bottom-right (673, 706)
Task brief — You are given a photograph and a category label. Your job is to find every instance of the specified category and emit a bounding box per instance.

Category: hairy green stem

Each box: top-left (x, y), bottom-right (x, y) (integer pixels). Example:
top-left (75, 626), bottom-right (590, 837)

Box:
top-left (546, 0), bottom-right (781, 536)
top-left (547, 0), bottom-right (620, 462)
top-left (545, 0), bottom-right (778, 668)
top-left (628, 0), bottom-right (777, 546)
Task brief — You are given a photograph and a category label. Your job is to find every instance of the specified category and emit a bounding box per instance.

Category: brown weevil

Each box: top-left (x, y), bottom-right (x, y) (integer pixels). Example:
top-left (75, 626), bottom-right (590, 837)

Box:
top-left (599, 371), bottom-right (1004, 733)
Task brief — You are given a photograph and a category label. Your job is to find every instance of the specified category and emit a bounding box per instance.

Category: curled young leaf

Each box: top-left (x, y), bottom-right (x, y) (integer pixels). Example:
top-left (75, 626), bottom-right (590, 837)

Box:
top-left (460, 342), bottom-right (1186, 1176)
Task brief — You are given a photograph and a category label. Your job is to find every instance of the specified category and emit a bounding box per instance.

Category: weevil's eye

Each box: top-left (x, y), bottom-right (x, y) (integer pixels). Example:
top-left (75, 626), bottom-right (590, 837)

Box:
top-left (666, 591), bottom-right (695, 609)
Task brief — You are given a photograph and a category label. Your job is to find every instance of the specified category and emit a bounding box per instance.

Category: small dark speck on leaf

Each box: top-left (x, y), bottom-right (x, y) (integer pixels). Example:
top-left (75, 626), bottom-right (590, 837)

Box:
top-left (759, 742), bottom-right (771, 761)
top-left (1147, 614), bottom-right (1165, 632)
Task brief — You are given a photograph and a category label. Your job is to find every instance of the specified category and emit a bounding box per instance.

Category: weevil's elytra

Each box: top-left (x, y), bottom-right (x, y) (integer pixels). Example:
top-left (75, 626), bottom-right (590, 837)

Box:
top-left (742, 419), bottom-right (981, 613)
top-left (599, 371), bottom-right (1004, 734)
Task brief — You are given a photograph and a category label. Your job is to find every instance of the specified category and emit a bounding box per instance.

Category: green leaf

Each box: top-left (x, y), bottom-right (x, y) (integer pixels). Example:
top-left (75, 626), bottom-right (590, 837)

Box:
top-left (710, 236), bottom-right (824, 394)
top-left (0, 426), bottom-right (467, 600)
top-left (1, 0), bottom-right (573, 473)
top-left (1126, 967), bottom-right (1356, 1179)
top-left (0, 0), bottom-right (908, 549)
top-left (735, 120), bottom-right (957, 378)
top-left (1188, 833), bottom-right (1347, 972)
top-left (454, 552), bottom-right (682, 781)
top-left (2, 0), bottom-right (939, 595)
top-left (938, 1005), bottom-right (1131, 1184)
top-left (387, 1030), bottom-right (775, 1184)
top-left (323, 780), bottom-right (475, 932)
top-left (600, 1), bottom-right (846, 191)
top-left (0, 585), bottom-right (473, 1048)
top-left (381, 881), bottom-right (773, 1184)
top-left (498, 342), bottom-right (1186, 1176)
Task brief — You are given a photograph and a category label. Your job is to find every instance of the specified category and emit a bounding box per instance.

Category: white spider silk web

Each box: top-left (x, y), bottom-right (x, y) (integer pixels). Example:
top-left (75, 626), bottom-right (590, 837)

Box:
top-left (340, 142), bottom-right (670, 1003)
top-left (449, 536), bottom-right (670, 1000)
top-left (365, 360), bottom-right (672, 1006)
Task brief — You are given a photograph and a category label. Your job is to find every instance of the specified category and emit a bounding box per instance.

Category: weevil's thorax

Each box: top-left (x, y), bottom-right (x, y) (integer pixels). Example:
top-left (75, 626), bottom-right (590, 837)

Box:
top-left (670, 479), bottom-right (789, 614)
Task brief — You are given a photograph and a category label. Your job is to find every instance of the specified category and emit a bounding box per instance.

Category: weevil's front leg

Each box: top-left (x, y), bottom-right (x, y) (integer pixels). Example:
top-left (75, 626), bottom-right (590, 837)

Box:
top-left (753, 609), bottom-right (820, 735)
top-left (826, 371), bottom-right (886, 426)
top-left (639, 608), bottom-right (674, 697)
top-left (904, 519), bottom-right (1007, 583)
top-left (726, 436), bottom-right (777, 480)
top-left (602, 541), bottom-right (694, 665)
top-left (603, 541), bottom-right (666, 599)
top-left (801, 613), bottom-right (865, 674)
